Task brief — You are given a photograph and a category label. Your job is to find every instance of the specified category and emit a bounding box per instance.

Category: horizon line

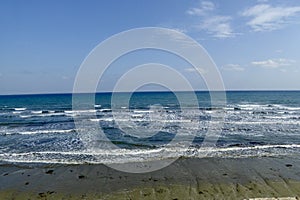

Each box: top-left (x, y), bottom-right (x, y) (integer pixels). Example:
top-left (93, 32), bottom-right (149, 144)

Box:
top-left (1, 89), bottom-right (300, 96)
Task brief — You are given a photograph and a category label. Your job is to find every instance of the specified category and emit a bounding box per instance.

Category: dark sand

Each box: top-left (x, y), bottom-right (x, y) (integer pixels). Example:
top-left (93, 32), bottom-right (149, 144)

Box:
top-left (1, 156), bottom-right (300, 199)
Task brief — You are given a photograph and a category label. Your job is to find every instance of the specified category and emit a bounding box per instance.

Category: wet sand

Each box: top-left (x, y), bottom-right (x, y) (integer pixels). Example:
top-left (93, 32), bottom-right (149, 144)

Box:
top-left (1, 156), bottom-right (300, 199)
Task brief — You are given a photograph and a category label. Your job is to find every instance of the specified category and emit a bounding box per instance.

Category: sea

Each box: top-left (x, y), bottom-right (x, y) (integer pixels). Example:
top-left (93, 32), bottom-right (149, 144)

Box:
top-left (0, 91), bottom-right (300, 165)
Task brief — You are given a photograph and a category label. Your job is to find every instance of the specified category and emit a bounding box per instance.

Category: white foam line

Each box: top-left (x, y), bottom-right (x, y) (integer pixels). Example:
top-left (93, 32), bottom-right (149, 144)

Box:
top-left (229, 121), bottom-right (300, 125)
top-left (0, 158), bottom-right (155, 165)
top-left (1, 144), bottom-right (300, 165)
top-left (3, 144), bottom-right (300, 157)
top-left (90, 118), bottom-right (114, 122)
top-left (89, 118), bottom-right (192, 123)
top-left (133, 110), bottom-right (154, 113)
top-left (0, 158), bottom-right (84, 165)
top-left (64, 110), bottom-right (96, 114)
top-left (247, 197), bottom-right (297, 200)
top-left (14, 107), bottom-right (26, 111)
top-left (99, 109), bottom-right (112, 112)
top-left (19, 112), bottom-right (67, 118)
top-left (31, 111), bottom-right (43, 114)
top-left (131, 114), bottom-right (144, 118)
top-left (199, 144), bottom-right (300, 153)
top-left (5, 148), bottom-right (166, 157)
top-left (5, 129), bottom-right (75, 135)
top-left (20, 115), bottom-right (31, 118)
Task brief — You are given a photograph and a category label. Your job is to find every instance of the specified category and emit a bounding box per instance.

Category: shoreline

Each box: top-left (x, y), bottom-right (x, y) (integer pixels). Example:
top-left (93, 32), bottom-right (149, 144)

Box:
top-left (1, 156), bottom-right (300, 199)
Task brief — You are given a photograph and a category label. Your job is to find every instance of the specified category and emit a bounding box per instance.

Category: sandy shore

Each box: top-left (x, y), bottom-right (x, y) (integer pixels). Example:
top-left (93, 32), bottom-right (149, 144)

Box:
top-left (1, 156), bottom-right (300, 199)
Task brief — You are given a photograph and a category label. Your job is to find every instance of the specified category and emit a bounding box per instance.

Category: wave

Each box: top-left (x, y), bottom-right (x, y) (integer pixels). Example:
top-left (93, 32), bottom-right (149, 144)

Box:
top-left (19, 112), bottom-right (66, 118)
top-left (89, 118), bottom-right (193, 123)
top-left (6, 103), bottom-right (300, 119)
top-left (99, 109), bottom-right (112, 112)
top-left (31, 110), bottom-right (55, 114)
top-left (14, 107), bottom-right (27, 111)
top-left (272, 104), bottom-right (300, 111)
top-left (4, 129), bottom-right (75, 135)
top-left (1, 144), bottom-right (300, 165)
top-left (133, 110), bottom-right (154, 113)
top-left (131, 114), bottom-right (144, 118)
top-left (205, 144), bottom-right (300, 152)
top-left (20, 115), bottom-right (31, 118)
top-left (31, 111), bottom-right (43, 114)
top-left (228, 121), bottom-right (300, 125)
top-left (90, 118), bottom-right (114, 122)
top-left (64, 110), bottom-right (96, 114)
top-left (231, 104), bottom-right (300, 111)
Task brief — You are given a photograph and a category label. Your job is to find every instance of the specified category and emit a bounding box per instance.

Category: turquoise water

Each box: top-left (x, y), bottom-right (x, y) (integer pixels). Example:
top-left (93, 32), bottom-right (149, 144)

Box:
top-left (0, 91), bottom-right (300, 164)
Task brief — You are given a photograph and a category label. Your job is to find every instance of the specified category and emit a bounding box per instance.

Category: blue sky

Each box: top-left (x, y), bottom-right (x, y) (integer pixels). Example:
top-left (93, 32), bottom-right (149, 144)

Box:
top-left (0, 0), bottom-right (300, 94)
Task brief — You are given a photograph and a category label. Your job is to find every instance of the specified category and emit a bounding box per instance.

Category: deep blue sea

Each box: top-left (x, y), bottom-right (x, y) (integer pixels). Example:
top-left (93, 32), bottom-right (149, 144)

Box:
top-left (0, 91), bottom-right (300, 164)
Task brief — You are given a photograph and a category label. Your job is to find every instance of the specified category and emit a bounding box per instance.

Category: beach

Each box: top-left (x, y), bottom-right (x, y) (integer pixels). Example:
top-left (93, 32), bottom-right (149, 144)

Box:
top-left (1, 92), bottom-right (300, 199)
top-left (1, 156), bottom-right (300, 199)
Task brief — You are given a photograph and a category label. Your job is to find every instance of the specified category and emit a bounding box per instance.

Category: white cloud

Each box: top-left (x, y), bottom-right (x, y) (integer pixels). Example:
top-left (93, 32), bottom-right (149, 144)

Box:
top-left (241, 3), bottom-right (300, 31)
top-left (186, 1), bottom-right (215, 16)
top-left (185, 67), bottom-right (207, 74)
top-left (222, 64), bottom-right (245, 71)
top-left (251, 58), bottom-right (295, 68)
top-left (155, 28), bottom-right (198, 48)
top-left (187, 1), bottom-right (235, 38)
top-left (172, 28), bottom-right (188, 34)
top-left (197, 16), bottom-right (234, 38)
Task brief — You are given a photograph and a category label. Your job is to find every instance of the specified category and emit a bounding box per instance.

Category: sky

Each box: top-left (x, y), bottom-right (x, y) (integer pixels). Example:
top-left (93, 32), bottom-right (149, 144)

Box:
top-left (0, 0), bottom-right (300, 94)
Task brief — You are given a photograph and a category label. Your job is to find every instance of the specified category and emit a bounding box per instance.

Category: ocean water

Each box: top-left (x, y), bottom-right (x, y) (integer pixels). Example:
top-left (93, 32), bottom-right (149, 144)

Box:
top-left (0, 91), bottom-right (300, 164)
